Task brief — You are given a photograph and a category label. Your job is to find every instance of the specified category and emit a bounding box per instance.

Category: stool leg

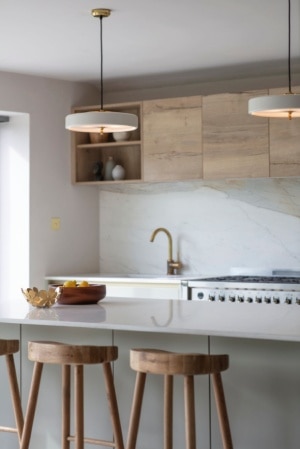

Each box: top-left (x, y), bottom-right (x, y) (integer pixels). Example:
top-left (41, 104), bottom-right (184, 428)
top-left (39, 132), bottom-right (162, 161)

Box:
top-left (6, 353), bottom-right (24, 441)
top-left (20, 362), bottom-right (44, 449)
top-left (184, 375), bottom-right (196, 449)
top-left (164, 375), bottom-right (173, 449)
top-left (102, 362), bottom-right (125, 449)
top-left (62, 364), bottom-right (71, 449)
top-left (74, 365), bottom-right (84, 449)
top-left (211, 372), bottom-right (233, 449)
top-left (126, 372), bottom-right (146, 449)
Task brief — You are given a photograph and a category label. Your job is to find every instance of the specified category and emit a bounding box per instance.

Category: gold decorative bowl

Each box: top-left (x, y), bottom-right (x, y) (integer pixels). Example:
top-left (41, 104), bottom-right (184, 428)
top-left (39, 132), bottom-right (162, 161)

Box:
top-left (21, 287), bottom-right (58, 308)
top-left (53, 284), bottom-right (106, 305)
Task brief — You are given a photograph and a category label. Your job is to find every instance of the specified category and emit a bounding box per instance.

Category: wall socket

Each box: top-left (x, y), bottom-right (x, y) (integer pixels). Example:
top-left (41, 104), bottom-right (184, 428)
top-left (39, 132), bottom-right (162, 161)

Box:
top-left (51, 217), bottom-right (61, 230)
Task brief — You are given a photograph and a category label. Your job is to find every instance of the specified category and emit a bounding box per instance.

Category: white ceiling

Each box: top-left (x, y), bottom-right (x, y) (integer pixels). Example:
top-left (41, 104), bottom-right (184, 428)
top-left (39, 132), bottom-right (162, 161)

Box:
top-left (1, 0), bottom-right (300, 91)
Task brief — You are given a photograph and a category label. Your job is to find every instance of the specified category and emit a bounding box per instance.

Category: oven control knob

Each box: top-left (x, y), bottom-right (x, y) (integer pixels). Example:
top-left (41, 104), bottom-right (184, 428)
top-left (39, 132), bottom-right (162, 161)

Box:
top-left (218, 295), bottom-right (225, 302)
top-left (197, 292), bottom-right (204, 300)
top-left (246, 297), bottom-right (253, 303)
top-left (208, 294), bottom-right (215, 302)
top-left (273, 297), bottom-right (280, 304)
top-left (255, 297), bottom-right (262, 303)
top-left (264, 297), bottom-right (271, 304)
top-left (229, 296), bottom-right (235, 302)
top-left (285, 298), bottom-right (292, 305)
top-left (238, 296), bottom-right (244, 303)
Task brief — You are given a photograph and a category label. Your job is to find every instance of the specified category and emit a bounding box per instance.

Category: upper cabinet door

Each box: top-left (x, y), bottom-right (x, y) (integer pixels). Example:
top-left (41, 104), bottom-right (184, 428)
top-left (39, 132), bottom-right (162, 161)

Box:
top-left (202, 91), bottom-right (270, 179)
top-left (269, 86), bottom-right (300, 177)
top-left (143, 96), bottom-right (203, 182)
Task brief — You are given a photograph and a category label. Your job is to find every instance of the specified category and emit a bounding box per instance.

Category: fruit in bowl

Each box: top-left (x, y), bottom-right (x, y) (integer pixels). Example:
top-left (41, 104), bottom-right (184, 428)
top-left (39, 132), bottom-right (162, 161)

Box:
top-left (53, 281), bottom-right (106, 305)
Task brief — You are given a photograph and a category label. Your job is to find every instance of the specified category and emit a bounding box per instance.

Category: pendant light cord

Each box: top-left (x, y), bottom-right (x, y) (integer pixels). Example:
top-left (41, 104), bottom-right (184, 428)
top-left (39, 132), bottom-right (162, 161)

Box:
top-left (288, 0), bottom-right (292, 94)
top-left (99, 15), bottom-right (104, 110)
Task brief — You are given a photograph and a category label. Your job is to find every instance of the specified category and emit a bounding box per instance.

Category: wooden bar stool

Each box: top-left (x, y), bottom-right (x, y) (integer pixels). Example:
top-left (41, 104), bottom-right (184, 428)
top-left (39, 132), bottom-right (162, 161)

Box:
top-left (0, 339), bottom-right (23, 442)
top-left (126, 348), bottom-right (233, 449)
top-left (20, 341), bottom-right (124, 449)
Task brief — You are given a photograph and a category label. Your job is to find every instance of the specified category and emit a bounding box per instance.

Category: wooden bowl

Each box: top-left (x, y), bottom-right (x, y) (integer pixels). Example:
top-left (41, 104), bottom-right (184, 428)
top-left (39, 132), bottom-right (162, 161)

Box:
top-left (54, 284), bottom-right (106, 305)
top-left (89, 132), bottom-right (109, 144)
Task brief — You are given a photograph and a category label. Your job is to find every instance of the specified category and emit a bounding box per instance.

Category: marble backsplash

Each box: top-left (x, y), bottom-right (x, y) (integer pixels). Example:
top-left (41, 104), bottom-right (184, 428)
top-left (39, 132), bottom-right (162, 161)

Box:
top-left (99, 178), bottom-right (300, 277)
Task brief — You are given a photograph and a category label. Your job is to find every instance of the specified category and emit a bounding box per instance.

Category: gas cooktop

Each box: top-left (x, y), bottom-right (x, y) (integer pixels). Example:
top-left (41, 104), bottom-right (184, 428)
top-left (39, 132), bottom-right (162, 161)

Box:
top-left (198, 275), bottom-right (300, 284)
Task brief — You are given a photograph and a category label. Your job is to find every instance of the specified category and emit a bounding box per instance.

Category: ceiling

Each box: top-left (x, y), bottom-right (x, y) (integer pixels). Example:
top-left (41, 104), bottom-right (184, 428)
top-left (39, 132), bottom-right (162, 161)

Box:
top-left (1, 0), bottom-right (300, 92)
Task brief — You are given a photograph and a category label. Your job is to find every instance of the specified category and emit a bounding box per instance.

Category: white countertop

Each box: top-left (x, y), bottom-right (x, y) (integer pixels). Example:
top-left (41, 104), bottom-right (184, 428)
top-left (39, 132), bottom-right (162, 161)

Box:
top-left (2, 296), bottom-right (300, 342)
top-left (45, 274), bottom-right (202, 284)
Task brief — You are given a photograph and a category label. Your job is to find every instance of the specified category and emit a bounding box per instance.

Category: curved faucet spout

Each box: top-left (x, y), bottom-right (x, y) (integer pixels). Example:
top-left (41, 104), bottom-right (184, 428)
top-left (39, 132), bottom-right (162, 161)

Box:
top-left (150, 227), bottom-right (182, 275)
top-left (150, 227), bottom-right (173, 261)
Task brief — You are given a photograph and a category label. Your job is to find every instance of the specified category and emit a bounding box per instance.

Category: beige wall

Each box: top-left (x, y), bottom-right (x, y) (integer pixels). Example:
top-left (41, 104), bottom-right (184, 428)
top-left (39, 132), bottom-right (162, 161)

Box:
top-left (0, 71), bottom-right (100, 291)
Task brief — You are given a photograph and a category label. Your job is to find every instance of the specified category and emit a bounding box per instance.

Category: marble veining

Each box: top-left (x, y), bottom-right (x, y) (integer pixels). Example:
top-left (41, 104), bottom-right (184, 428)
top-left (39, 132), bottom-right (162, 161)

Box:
top-left (99, 178), bottom-right (300, 276)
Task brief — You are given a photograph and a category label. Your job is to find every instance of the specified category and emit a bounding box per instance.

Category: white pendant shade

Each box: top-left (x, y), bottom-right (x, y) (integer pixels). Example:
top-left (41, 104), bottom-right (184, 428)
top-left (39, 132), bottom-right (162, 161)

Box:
top-left (65, 9), bottom-right (138, 134)
top-left (65, 110), bottom-right (138, 133)
top-left (248, 94), bottom-right (300, 118)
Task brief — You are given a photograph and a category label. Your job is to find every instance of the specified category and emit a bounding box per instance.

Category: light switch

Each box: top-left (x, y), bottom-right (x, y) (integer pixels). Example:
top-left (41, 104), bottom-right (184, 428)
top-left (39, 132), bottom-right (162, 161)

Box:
top-left (51, 217), bottom-right (61, 230)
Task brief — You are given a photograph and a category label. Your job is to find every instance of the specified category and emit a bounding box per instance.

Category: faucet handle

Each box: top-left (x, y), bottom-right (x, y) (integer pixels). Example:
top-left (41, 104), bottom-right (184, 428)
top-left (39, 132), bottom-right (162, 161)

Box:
top-left (167, 260), bottom-right (182, 275)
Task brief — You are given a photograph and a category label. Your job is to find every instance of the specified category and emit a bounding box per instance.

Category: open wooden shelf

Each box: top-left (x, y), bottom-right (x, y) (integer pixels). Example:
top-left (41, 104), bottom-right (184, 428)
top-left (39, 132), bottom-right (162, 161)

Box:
top-left (71, 101), bottom-right (143, 184)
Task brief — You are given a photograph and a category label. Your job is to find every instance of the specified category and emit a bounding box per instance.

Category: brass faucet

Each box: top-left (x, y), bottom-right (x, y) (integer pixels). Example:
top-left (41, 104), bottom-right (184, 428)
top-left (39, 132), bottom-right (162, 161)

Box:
top-left (150, 227), bottom-right (182, 275)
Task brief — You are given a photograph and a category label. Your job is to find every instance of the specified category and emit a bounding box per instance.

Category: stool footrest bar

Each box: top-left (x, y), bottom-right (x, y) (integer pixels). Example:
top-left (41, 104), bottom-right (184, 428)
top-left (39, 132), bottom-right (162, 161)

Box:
top-left (68, 435), bottom-right (117, 447)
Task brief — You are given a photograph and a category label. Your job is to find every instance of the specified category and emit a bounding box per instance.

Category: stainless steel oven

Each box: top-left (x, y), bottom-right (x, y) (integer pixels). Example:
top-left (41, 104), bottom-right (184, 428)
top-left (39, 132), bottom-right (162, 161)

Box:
top-left (181, 272), bottom-right (300, 305)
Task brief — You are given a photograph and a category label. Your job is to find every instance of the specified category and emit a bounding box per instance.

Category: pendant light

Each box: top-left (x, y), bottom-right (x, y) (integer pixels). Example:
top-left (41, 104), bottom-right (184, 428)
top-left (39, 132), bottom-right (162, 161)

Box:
top-left (65, 9), bottom-right (138, 133)
top-left (248, 0), bottom-right (300, 119)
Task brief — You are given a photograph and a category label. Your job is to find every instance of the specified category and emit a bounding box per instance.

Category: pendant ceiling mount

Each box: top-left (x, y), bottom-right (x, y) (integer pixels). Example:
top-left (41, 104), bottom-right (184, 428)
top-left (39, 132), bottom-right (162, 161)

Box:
top-left (91, 8), bottom-right (111, 19)
top-left (65, 8), bottom-right (138, 134)
top-left (248, 0), bottom-right (300, 119)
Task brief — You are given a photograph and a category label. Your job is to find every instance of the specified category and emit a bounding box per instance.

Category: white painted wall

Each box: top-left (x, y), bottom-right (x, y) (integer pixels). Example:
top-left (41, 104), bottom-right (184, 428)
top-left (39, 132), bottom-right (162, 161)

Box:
top-left (0, 114), bottom-right (29, 309)
top-left (98, 178), bottom-right (300, 276)
top-left (0, 71), bottom-right (100, 299)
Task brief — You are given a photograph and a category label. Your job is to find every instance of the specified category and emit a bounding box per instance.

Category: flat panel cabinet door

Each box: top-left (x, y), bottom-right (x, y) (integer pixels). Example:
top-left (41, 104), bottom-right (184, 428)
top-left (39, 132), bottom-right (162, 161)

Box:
top-left (143, 96), bottom-right (203, 182)
top-left (0, 324), bottom-right (21, 449)
top-left (269, 86), bottom-right (300, 177)
top-left (210, 336), bottom-right (300, 449)
top-left (202, 91), bottom-right (270, 179)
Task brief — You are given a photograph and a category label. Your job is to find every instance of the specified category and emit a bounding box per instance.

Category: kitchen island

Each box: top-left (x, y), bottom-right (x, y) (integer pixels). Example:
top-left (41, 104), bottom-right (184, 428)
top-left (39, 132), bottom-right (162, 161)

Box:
top-left (1, 297), bottom-right (300, 449)
top-left (1, 296), bottom-right (300, 341)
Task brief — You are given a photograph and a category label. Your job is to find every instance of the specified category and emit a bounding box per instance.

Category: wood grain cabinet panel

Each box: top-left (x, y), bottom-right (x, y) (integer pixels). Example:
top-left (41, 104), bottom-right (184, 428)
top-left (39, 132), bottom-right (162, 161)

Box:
top-left (269, 86), bottom-right (300, 177)
top-left (202, 91), bottom-right (270, 179)
top-left (143, 96), bottom-right (203, 182)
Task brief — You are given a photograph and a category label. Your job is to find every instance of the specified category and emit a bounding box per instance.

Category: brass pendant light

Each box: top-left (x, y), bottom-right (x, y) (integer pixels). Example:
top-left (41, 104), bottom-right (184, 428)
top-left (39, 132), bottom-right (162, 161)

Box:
top-left (248, 0), bottom-right (300, 119)
top-left (66, 9), bottom-right (138, 133)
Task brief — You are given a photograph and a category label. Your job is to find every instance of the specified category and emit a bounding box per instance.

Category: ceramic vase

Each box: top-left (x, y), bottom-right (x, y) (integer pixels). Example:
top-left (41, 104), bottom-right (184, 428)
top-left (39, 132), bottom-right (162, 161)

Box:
top-left (112, 164), bottom-right (126, 180)
top-left (104, 156), bottom-right (116, 180)
top-left (112, 131), bottom-right (131, 142)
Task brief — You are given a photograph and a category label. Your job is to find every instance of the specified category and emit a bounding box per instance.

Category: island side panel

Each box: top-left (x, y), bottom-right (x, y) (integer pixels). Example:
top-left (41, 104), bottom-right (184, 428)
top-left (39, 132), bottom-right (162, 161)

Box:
top-left (210, 336), bottom-right (300, 449)
top-left (0, 323), bottom-right (21, 449)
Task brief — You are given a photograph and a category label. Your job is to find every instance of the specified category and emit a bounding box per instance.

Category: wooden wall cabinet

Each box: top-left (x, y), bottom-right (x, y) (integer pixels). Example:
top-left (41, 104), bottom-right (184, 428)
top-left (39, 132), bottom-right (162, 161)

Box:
top-left (142, 96), bottom-right (203, 182)
top-left (202, 91), bottom-right (270, 179)
top-left (269, 86), bottom-right (300, 177)
top-left (70, 89), bottom-right (300, 186)
top-left (71, 102), bottom-right (143, 184)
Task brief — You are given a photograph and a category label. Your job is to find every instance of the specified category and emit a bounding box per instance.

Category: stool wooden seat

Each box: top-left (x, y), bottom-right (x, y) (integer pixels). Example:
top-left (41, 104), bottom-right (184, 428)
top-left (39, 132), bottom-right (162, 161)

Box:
top-left (20, 341), bottom-right (124, 449)
top-left (0, 339), bottom-right (23, 442)
top-left (126, 348), bottom-right (233, 449)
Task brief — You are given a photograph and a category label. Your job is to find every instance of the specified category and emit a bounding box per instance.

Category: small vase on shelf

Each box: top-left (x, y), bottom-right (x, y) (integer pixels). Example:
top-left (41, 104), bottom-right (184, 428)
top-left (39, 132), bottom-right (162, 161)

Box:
top-left (104, 157), bottom-right (116, 181)
top-left (112, 164), bottom-right (126, 181)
